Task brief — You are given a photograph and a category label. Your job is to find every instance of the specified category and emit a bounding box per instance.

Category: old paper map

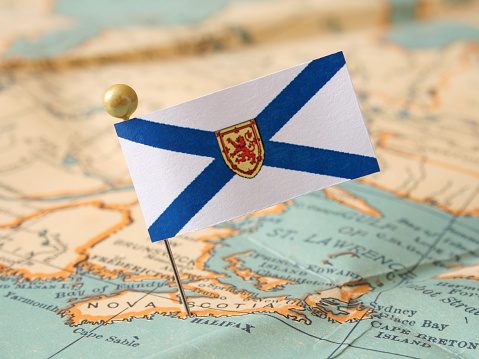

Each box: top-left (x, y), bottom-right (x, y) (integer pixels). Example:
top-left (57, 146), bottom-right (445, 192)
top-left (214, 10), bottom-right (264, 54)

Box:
top-left (1, 0), bottom-right (479, 358)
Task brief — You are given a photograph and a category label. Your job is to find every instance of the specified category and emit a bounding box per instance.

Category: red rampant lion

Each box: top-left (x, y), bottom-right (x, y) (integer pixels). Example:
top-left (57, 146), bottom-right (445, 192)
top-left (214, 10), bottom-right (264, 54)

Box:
top-left (227, 131), bottom-right (257, 165)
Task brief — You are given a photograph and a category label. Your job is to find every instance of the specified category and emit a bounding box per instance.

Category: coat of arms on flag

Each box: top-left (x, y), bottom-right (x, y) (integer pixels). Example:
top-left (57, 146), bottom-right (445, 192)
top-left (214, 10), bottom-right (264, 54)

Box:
top-left (216, 119), bottom-right (264, 178)
top-left (115, 51), bottom-right (380, 243)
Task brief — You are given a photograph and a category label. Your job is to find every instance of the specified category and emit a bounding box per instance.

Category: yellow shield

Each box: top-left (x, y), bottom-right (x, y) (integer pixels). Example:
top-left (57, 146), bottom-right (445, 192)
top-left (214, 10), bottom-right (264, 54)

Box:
top-left (215, 119), bottom-right (264, 178)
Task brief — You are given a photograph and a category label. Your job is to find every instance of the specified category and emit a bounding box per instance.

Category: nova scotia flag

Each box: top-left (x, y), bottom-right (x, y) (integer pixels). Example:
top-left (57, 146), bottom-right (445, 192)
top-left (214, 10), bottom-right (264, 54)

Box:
top-left (115, 51), bottom-right (379, 242)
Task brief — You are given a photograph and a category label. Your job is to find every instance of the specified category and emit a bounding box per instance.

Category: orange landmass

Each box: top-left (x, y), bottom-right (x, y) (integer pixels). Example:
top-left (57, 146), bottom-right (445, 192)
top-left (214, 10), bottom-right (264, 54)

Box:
top-left (0, 200), bottom-right (133, 280)
top-left (364, 44), bottom-right (478, 114)
top-left (79, 226), bottom-right (239, 284)
top-left (61, 291), bottom-right (183, 325)
top-left (19, 179), bottom-right (133, 200)
top-left (429, 43), bottom-right (479, 111)
top-left (323, 187), bottom-right (381, 217)
top-left (328, 251), bottom-right (360, 260)
top-left (435, 263), bottom-right (479, 281)
top-left (61, 278), bottom-right (307, 325)
top-left (362, 130), bottom-right (479, 217)
top-left (303, 279), bottom-right (373, 323)
top-left (224, 250), bottom-right (295, 291)
top-left (233, 201), bottom-right (291, 222)
top-left (376, 131), bottom-right (479, 181)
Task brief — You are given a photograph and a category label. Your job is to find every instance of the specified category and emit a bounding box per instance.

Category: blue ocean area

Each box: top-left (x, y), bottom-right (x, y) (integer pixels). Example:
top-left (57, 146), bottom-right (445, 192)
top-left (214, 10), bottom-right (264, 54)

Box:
top-left (385, 21), bottom-right (479, 48)
top-left (62, 154), bottom-right (77, 166)
top-left (388, 0), bottom-right (417, 24)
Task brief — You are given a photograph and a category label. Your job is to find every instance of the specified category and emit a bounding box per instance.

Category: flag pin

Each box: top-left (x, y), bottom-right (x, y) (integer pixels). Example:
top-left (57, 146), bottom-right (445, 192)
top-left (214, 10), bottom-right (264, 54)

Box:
top-left (102, 52), bottom-right (379, 318)
top-left (102, 84), bottom-right (192, 317)
top-left (113, 52), bottom-right (379, 243)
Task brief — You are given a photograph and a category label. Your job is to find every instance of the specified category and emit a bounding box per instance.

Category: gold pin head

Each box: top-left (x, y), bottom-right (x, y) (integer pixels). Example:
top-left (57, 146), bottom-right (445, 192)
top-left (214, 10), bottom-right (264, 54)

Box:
top-left (102, 84), bottom-right (138, 121)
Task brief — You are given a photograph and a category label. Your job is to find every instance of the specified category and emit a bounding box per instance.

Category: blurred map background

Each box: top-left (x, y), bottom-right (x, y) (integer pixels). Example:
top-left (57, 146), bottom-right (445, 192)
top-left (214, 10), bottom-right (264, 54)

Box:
top-left (1, 0), bottom-right (479, 358)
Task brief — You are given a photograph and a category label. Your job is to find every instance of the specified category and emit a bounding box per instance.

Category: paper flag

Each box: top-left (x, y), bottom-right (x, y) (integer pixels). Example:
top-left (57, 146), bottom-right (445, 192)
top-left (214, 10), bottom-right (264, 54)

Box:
top-left (115, 51), bottom-right (379, 242)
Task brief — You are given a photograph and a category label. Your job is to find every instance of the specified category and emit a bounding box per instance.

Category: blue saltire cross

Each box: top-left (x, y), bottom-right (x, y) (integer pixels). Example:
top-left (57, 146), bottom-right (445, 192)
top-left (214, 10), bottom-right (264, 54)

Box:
top-left (115, 52), bottom-right (379, 242)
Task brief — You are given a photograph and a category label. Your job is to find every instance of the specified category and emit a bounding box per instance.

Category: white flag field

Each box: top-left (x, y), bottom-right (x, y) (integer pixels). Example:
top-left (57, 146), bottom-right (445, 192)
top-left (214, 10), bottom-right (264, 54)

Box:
top-left (115, 51), bottom-right (379, 242)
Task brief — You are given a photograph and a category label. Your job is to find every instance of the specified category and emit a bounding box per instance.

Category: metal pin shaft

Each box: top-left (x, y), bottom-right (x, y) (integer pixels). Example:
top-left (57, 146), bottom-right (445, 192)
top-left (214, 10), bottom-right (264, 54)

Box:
top-left (163, 239), bottom-right (192, 317)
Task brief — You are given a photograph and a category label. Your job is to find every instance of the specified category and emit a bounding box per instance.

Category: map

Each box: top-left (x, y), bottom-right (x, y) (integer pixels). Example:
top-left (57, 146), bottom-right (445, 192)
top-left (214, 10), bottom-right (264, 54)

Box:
top-left (1, 0), bottom-right (479, 358)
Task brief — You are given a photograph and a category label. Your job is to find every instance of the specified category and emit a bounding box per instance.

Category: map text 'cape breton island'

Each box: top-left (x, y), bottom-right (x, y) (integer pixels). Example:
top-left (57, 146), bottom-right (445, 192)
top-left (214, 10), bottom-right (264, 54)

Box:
top-left (115, 51), bottom-right (379, 242)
